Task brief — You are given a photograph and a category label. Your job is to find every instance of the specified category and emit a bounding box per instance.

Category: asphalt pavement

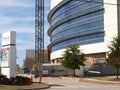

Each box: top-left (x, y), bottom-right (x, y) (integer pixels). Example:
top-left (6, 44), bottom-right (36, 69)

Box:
top-left (36, 76), bottom-right (120, 90)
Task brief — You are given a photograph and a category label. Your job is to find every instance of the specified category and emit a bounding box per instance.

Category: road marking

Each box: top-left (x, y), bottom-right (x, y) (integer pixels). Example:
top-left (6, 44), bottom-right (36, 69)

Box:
top-left (66, 85), bottom-right (88, 88)
top-left (50, 85), bottom-right (120, 89)
top-left (50, 86), bottom-right (65, 89)
top-left (50, 85), bottom-right (88, 89)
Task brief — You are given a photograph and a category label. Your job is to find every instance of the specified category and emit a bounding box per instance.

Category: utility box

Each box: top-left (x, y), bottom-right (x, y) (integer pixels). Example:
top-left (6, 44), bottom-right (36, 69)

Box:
top-left (1, 31), bottom-right (16, 78)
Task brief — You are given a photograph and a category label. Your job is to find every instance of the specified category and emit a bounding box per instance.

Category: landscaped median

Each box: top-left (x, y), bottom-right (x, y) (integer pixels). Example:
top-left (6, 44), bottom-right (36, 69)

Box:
top-left (0, 74), bottom-right (50, 90)
top-left (0, 82), bottom-right (50, 90)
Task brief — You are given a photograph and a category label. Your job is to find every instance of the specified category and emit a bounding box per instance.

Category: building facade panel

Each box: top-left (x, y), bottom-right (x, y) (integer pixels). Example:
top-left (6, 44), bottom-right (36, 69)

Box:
top-left (104, 0), bottom-right (118, 49)
top-left (50, 0), bottom-right (63, 9)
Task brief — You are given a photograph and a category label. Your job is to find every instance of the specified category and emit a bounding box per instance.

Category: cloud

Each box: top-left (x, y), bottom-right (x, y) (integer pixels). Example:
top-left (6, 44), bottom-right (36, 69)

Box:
top-left (17, 44), bottom-right (34, 51)
top-left (0, 0), bottom-right (34, 8)
top-left (0, 14), bottom-right (35, 34)
top-left (0, 0), bottom-right (35, 34)
top-left (0, 15), bottom-right (34, 25)
top-left (0, 24), bottom-right (34, 35)
top-left (0, 0), bottom-right (50, 66)
top-left (16, 35), bottom-right (35, 51)
top-left (0, 26), bottom-right (35, 34)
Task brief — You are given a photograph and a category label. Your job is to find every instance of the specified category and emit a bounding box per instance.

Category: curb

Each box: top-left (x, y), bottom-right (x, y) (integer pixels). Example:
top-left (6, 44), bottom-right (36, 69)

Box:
top-left (19, 84), bottom-right (51, 90)
top-left (60, 76), bottom-right (120, 86)
top-left (21, 84), bottom-right (51, 90)
top-left (79, 78), bottom-right (120, 86)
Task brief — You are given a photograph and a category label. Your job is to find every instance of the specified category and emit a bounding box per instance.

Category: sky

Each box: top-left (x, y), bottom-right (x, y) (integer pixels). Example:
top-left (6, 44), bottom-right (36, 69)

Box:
top-left (0, 0), bottom-right (50, 67)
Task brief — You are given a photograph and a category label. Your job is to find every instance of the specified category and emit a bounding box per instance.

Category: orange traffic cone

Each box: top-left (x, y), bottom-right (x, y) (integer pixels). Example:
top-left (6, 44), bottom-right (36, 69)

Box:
top-left (30, 76), bottom-right (33, 82)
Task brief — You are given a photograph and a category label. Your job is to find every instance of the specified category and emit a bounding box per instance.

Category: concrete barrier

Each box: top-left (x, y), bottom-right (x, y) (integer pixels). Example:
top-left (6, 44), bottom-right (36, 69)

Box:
top-left (88, 71), bottom-right (101, 74)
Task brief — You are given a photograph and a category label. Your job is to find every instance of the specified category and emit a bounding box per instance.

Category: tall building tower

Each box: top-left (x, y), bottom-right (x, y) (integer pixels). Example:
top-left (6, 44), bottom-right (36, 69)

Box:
top-left (48, 0), bottom-right (120, 65)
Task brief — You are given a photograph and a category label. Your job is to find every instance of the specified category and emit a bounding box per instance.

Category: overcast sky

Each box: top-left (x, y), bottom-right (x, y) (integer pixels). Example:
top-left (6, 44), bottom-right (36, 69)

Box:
top-left (0, 0), bottom-right (50, 66)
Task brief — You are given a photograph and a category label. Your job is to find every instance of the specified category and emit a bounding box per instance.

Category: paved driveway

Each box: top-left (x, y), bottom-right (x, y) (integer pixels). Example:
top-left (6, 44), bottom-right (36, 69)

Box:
top-left (40, 77), bottom-right (120, 90)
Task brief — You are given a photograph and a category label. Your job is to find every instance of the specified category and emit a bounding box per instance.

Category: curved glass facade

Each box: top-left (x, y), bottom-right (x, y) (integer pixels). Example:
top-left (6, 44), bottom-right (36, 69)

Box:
top-left (48, 0), bottom-right (104, 52)
top-left (51, 0), bottom-right (103, 25)
top-left (52, 11), bottom-right (104, 41)
top-left (52, 33), bottom-right (104, 51)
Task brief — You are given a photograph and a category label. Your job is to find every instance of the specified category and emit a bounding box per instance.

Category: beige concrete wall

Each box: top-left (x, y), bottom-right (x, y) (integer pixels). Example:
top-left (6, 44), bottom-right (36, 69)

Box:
top-left (43, 64), bottom-right (74, 76)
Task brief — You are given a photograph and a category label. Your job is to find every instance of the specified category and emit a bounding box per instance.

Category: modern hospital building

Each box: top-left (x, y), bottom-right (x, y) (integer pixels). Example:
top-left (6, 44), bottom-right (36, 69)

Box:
top-left (48, 0), bottom-right (120, 67)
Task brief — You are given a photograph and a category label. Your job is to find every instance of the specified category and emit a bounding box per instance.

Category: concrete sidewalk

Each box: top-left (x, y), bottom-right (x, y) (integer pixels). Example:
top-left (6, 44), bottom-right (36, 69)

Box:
top-left (79, 78), bottom-right (120, 86)
top-left (61, 76), bottom-right (120, 86)
top-left (23, 74), bottom-right (120, 86)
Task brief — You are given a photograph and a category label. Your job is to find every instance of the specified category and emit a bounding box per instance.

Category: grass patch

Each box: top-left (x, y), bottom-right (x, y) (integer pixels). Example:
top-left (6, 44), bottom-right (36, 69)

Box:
top-left (90, 76), bottom-right (120, 82)
top-left (0, 82), bottom-right (49, 90)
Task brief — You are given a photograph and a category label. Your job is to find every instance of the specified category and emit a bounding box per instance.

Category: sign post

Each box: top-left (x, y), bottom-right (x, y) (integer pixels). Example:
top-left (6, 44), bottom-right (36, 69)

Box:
top-left (1, 31), bottom-right (16, 78)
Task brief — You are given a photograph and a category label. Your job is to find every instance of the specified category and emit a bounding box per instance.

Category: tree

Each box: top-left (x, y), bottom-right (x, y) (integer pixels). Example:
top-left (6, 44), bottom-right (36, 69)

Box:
top-left (107, 35), bottom-right (120, 79)
top-left (23, 58), bottom-right (35, 73)
top-left (61, 44), bottom-right (86, 76)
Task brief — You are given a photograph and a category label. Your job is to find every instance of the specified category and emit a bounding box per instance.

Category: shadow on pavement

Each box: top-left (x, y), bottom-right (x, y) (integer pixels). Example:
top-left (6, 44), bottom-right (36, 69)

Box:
top-left (49, 84), bottom-right (65, 87)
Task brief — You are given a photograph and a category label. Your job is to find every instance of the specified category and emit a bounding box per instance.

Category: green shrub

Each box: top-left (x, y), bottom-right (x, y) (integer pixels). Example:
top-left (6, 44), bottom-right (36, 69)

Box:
top-left (0, 74), bottom-right (7, 85)
top-left (0, 74), bottom-right (32, 85)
